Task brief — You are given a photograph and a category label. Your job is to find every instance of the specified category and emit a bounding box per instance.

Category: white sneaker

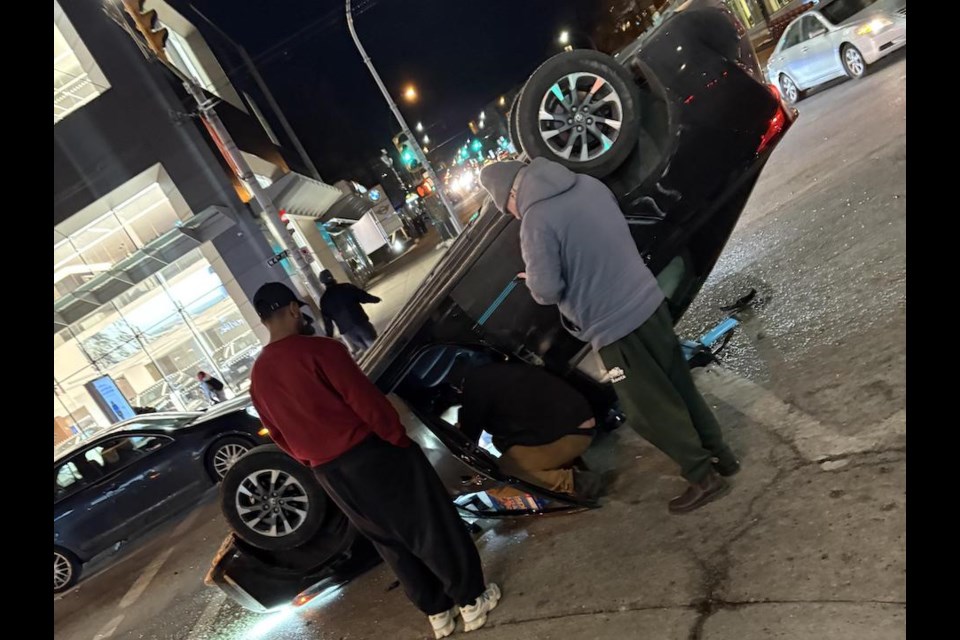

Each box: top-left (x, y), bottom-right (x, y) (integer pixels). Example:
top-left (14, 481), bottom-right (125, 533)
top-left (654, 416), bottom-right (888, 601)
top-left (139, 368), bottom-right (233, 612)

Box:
top-left (460, 583), bottom-right (502, 632)
top-left (429, 606), bottom-right (459, 639)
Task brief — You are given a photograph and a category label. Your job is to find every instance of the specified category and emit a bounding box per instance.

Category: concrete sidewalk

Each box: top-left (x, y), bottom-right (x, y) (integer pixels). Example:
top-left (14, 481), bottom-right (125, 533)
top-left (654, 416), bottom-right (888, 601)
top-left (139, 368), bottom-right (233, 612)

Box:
top-left (280, 365), bottom-right (904, 640)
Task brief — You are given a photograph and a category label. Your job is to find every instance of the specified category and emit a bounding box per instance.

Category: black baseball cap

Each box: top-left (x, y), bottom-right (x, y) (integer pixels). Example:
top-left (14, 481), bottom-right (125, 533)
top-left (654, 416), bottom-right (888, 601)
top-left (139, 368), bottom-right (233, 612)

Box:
top-left (253, 282), bottom-right (307, 319)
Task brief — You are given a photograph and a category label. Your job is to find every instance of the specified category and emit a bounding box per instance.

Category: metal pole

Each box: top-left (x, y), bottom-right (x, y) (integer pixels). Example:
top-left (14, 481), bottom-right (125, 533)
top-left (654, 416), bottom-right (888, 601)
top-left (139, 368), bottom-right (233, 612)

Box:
top-left (345, 0), bottom-right (463, 238)
top-left (182, 82), bottom-right (326, 307)
top-left (189, 3), bottom-right (325, 182)
top-left (112, 0), bottom-right (325, 307)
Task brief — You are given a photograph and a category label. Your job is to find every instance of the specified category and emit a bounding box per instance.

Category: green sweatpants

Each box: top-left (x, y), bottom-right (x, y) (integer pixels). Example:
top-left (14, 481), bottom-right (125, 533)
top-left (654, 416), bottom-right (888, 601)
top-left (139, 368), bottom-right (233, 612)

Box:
top-left (599, 302), bottom-right (734, 482)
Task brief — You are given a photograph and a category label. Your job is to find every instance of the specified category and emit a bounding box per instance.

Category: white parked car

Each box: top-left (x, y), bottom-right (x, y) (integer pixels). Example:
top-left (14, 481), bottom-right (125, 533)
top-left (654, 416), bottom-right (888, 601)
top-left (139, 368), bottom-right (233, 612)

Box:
top-left (766, 0), bottom-right (906, 103)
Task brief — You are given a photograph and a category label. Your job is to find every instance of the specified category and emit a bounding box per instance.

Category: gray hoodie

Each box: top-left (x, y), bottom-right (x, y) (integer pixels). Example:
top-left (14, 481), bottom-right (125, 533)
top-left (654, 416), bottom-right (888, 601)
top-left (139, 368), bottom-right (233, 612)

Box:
top-left (516, 158), bottom-right (664, 349)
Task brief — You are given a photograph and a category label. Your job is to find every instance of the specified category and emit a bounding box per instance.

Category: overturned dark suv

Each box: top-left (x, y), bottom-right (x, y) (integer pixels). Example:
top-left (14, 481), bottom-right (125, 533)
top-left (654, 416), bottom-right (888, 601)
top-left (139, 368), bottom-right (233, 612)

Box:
top-left (207, 0), bottom-right (796, 613)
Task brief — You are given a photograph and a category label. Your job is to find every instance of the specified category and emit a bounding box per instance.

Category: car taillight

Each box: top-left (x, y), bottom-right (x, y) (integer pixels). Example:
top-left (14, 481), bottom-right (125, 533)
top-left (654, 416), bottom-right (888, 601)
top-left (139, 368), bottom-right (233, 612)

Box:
top-left (757, 84), bottom-right (792, 155)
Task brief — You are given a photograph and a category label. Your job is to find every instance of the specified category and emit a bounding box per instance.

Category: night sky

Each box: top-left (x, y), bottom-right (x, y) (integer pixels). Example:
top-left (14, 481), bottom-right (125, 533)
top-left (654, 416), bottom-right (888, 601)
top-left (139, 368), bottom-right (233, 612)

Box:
top-left (176, 0), bottom-right (601, 184)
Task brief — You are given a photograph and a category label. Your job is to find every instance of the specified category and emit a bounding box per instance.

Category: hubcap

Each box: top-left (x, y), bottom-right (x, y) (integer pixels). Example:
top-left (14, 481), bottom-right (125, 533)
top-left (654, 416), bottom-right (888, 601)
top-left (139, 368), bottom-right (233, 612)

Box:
top-left (537, 72), bottom-right (623, 163)
top-left (213, 443), bottom-right (250, 479)
top-left (54, 552), bottom-right (72, 591)
top-left (235, 469), bottom-right (309, 537)
top-left (781, 76), bottom-right (797, 102)
top-left (845, 49), bottom-right (864, 76)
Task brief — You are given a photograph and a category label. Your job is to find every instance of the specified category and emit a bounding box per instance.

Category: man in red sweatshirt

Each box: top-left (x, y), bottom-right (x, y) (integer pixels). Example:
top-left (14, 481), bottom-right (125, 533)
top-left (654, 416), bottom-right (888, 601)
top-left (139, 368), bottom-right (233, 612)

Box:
top-left (249, 283), bottom-right (500, 639)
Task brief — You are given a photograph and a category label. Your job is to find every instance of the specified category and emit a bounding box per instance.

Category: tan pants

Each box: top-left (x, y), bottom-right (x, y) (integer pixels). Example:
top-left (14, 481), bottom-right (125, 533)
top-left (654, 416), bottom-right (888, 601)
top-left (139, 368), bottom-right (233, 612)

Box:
top-left (493, 433), bottom-right (594, 498)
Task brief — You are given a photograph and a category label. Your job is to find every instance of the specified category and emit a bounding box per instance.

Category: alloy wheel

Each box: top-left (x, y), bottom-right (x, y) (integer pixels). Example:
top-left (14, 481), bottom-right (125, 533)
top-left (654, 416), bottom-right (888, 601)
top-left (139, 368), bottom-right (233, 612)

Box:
top-left (235, 469), bottom-right (309, 537)
top-left (54, 551), bottom-right (72, 592)
top-left (845, 48), bottom-right (865, 77)
top-left (537, 72), bottom-right (624, 162)
top-left (780, 75), bottom-right (798, 103)
top-left (212, 442), bottom-right (250, 479)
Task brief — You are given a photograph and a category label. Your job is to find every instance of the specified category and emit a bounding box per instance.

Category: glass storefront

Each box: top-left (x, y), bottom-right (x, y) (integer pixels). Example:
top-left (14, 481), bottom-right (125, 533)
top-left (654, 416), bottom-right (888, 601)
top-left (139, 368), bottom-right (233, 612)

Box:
top-left (54, 248), bottom-right (261, 447)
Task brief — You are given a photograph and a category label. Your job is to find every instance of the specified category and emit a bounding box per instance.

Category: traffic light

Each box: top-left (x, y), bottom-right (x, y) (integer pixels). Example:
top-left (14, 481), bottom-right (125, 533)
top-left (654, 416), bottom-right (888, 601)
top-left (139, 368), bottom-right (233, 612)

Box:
top-left (120, 0), bottom-right (169, 59)
top-left (392, 133), bottom-right (421, 170)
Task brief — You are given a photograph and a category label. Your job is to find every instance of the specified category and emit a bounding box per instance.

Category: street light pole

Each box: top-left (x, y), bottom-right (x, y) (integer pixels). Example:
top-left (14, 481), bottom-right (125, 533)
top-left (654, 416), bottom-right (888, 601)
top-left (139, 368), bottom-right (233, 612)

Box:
top-left (345, 0), bottom-right (463, 239)
top-left (114, 0), bottom-right (325, 308)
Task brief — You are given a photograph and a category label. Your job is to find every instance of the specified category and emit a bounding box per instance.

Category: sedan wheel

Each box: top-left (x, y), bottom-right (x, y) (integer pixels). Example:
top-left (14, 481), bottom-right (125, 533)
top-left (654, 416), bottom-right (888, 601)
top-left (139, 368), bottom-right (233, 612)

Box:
top-left (843, 45), bottom-right (866, 78)
top-left (54, 548), bottom-right (80, 593)
top-left (780, 75), bottom-right (800, 104)
top-left (212, 442), bottom-right (250, 479)
top-left (220, 446), bottom-right (328, 550)
top-left (517, 50), bottom-right (641, 178)
top-left (235, 469), bottom-right (310, 538)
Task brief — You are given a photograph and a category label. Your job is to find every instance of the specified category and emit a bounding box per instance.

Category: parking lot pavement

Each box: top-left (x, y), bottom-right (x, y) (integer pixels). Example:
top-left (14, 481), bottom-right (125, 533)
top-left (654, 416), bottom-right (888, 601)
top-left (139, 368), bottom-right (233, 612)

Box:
top-left (53, 54), bottom-right (905, 640)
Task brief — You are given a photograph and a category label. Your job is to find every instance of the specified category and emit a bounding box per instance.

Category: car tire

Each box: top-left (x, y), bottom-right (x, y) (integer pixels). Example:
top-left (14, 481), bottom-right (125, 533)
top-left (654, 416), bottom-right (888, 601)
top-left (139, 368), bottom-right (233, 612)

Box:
top-left (54, 547), bottom-right (81, 594)
top-left (508, 91), bottom-right (524, 156)
top-left (220, 445), bottom-right (327, 551)
top-left (205, 436), bottom-right (255, 482)
top-left (516, 50), bottom-right (641, 178)
top-left (841, 44), bottom-right (867, 79)
top-left (779, 73), bottom-right (803, 105)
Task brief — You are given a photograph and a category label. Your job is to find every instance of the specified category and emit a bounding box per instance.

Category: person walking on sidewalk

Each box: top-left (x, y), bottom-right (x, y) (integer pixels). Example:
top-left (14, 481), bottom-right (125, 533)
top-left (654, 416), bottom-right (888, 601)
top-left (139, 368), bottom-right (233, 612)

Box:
top-left (249, 282), bottom-right (501, 638)
top-left (479, 158), bottom-right (740, 514)
top-left (318, 270), bottom-right (381, 356)
top-left (197, 371), bottom-right (226, 405)
top-left (453, 361), bottom-right (603, 501)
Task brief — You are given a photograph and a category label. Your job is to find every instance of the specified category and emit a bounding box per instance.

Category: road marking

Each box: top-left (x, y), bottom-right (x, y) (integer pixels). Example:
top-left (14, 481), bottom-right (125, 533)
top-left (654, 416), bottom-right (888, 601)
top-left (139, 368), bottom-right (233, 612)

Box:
top-left (118, 547), bottom-right (175, 610)
top-left (696, 367), bottom-right (905, 462)
top-left (186, 590), bottom-right (227, 640)
top-left (92, 614), bottom-right (124, 640)
top-left (170, 507), bottom-right (202, 539)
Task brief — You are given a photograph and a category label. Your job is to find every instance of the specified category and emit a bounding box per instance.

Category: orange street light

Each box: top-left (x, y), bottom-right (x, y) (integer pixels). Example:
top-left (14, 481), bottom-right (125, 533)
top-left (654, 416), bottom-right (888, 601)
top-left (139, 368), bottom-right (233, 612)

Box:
top-left (403, 85), bottom-right (418, 103)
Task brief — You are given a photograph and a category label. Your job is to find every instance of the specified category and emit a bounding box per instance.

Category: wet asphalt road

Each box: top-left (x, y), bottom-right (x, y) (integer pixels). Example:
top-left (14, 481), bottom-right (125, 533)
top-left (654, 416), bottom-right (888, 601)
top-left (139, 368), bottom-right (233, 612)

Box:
top-left (54, 53), bottom-right (906, 640)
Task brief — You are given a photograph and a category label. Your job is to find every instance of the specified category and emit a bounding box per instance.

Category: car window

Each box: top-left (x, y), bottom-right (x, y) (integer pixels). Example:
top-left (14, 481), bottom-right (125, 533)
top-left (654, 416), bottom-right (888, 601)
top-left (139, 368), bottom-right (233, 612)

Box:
top-left (820, 0), bottom-right (878, 25)
top-left (781, 23), bottom-right (804, 50)
top-left (85, 435), bottom-right (172, 475)
top-left (54, 458), bottom-right (103, 502)
top-left (801, 16), bottom-right (828, 40)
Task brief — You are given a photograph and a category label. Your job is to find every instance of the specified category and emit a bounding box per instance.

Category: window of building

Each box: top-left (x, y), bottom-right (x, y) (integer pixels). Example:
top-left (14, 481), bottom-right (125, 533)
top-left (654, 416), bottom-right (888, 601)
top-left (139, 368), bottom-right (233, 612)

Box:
top-left (54, 248), bottom-right (261, 448)
top-left (54, 183), bottom-right (185, 299)
top-left (54, 1), bottom-right (110, 124)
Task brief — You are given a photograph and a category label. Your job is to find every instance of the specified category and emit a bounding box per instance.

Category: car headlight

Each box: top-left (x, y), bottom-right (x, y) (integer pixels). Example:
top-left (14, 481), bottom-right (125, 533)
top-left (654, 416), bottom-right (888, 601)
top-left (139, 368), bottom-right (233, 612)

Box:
top-left (244, 405), bottom-right (260, 419)
top-left (856, 17), bottom-right (892, 35)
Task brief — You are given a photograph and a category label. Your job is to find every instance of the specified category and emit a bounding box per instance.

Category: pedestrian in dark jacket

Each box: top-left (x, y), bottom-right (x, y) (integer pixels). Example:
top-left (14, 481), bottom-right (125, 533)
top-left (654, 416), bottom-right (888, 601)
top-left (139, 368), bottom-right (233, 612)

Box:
top-left (319, 270), bottom-right (381, 356)
top-left (249, 282), bottom-right (501, 638)
top-left (479, 158), bottom-right (740, 514)
top-left (197, 371), bottom-right (226, 405)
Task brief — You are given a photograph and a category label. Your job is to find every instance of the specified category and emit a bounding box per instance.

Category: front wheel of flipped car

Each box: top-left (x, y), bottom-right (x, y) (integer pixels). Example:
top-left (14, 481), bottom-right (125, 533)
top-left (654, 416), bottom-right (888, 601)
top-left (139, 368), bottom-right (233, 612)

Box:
top-left (517, 49), bottom-right (641, 179)
top-left (221, 446), bottom-right (327, 551)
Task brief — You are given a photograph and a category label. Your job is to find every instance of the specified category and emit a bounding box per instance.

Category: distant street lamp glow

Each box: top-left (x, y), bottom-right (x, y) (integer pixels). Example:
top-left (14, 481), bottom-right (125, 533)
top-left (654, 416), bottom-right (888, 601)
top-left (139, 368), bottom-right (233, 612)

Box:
top-left (558, 30), bottom-right (570, 45)
top-left (403, 85), bottom-right (418, 102)
top-left (499, 96), bottom-right (506, 107)
top-left (416, 121), bottom-right (424, 132)
top-left (423, 134), bottom-right (430, 144)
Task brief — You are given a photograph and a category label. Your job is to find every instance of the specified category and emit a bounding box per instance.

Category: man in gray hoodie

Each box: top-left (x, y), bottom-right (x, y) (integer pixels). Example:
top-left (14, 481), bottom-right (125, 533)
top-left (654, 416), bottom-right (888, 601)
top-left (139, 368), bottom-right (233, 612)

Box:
top-left (479, 158), bottom-right (739, 514)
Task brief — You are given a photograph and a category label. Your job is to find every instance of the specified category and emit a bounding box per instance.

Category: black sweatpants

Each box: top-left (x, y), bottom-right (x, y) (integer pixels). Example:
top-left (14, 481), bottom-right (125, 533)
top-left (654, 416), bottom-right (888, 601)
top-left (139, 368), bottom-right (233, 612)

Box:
top-left (313, 437), bottom-right (486, 615)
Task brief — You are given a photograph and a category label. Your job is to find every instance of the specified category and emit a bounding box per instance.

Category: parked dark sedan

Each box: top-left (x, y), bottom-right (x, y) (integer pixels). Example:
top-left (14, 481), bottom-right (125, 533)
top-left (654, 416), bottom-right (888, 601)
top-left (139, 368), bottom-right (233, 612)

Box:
top-left (53, 398), bottom-right (269, 593)
top-left (208, 0), bottom-right (796, 612)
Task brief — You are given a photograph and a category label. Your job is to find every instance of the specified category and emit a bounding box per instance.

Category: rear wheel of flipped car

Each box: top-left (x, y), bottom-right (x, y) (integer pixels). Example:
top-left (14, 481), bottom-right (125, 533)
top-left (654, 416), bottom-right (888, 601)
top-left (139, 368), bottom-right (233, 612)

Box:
top-left (220, 446), bottom-right (327, 551)
top-left (54, 547), bottom-right (81, 594)
top-left (841, 44), bottom-right (867, 79)
top-left (516, 50), bottom-right (641, 179)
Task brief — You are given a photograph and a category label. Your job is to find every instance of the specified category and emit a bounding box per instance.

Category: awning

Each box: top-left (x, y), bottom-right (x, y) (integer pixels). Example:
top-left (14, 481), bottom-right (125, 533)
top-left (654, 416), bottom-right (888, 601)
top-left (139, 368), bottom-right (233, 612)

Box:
top-left (321, 194), bottom-right (375, 225)
top-left (265, 173), bottom-right (343, 220)
top-left (53, 206), bottom-right (236, 333)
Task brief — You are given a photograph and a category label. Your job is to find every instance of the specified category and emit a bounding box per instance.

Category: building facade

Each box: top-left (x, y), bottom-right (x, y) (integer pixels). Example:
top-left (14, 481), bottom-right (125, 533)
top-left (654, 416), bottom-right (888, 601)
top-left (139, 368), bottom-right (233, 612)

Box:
top-left (54, 0), bottom-right (308, 445)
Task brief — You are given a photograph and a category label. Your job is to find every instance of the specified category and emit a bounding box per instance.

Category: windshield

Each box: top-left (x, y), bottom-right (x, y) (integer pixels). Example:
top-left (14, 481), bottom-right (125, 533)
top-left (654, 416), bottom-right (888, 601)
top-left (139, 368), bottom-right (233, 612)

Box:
top-left (820, 0), bottom-right (879, 24)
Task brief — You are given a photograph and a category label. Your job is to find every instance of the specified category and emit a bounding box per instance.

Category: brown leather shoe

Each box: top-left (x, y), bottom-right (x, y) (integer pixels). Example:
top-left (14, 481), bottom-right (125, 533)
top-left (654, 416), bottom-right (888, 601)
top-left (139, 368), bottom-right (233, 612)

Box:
top-left (668, 471), bottom-right (731, 514)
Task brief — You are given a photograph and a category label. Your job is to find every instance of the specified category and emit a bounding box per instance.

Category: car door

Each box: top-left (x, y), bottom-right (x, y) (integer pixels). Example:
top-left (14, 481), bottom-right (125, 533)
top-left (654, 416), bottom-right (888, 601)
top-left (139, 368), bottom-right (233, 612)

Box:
top-left (799, 15), bottom-right (839, 84)
top-left (55, 456), bottom-right (118, 558)
top-left (775, 22), bottom-right (809, 86)
top-left (75, 434), bottom-right (184, 554)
